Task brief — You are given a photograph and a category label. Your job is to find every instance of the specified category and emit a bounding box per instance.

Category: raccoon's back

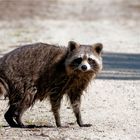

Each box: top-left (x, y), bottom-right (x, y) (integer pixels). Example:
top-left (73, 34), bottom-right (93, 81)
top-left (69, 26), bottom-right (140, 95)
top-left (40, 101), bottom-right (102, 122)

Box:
top-left (0, 43), bottom-right (66, 83)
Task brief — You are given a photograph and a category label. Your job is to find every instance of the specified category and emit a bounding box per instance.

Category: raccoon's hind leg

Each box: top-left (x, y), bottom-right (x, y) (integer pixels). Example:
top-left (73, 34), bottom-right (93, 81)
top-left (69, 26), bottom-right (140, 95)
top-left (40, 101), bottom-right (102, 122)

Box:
top-left (14, 87), bottom-right (37, 128)
top-left (5, 104), bottom-right (29, 128)
top-left (68, 92), bottom-right (92, 127)
top-left (4, 105), bottom-right (19, 127)
top-left (5, 86), bottom-right (37, 128)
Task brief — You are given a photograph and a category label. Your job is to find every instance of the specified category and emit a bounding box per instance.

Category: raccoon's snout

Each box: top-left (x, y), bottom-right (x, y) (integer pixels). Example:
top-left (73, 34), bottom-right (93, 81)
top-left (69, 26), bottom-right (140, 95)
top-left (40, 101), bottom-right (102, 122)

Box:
top-left (79, 61), bottom-right (91, 72)
top-left (81, 65), bottom-right (87, 71)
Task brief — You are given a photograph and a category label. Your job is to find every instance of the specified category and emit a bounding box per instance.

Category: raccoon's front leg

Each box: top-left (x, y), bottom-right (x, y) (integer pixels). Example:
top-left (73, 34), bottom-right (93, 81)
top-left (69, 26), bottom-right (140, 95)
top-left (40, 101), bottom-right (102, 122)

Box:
top-left (68, 92), bottom-right (92, 127)
top-left (50, 94), bottom-right (63, 127)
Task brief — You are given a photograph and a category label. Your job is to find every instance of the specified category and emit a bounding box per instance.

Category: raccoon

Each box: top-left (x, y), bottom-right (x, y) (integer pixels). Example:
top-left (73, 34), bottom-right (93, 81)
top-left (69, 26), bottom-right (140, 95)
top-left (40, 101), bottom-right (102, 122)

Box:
top-left (0, 41), bottom-right (103, 128)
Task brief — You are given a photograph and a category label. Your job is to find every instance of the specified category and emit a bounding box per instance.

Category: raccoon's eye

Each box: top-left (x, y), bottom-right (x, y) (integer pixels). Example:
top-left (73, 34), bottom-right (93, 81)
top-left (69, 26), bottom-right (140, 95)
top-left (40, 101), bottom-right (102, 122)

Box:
top-left (73, 58), bottom-right (82, 64)
top-left (88, 58), bottom-right (95, 64)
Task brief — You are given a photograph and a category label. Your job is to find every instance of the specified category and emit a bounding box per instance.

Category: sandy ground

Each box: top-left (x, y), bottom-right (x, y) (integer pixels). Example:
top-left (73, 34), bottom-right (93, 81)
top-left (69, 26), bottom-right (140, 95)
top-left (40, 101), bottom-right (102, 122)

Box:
top-left (0, 0), bottom-right (140, 139)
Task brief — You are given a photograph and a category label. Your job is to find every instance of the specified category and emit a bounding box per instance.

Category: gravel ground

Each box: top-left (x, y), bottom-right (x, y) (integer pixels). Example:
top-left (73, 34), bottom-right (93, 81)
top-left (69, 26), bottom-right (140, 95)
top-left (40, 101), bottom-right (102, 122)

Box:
top-left (0, 0), bottom-right (140, 140)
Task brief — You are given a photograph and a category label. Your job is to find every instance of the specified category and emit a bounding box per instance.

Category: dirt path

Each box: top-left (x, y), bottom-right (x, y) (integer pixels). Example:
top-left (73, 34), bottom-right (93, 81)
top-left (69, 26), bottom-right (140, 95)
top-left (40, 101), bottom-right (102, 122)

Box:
top-left (0, 0), bottom-right (140, 139)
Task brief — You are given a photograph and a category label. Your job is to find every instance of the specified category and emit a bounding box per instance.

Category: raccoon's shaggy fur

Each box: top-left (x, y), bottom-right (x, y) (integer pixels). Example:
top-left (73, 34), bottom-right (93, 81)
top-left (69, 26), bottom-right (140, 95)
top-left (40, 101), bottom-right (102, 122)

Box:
top-left (0, 41), bottom-right (103, 128)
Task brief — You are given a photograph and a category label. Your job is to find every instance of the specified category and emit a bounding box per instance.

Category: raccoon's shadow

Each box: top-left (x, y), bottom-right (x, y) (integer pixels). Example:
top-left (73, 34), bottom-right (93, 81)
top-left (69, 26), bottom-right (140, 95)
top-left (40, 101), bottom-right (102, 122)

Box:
top-left (25, 125), bottom-right (55, 128)
top-left (2, 125), bottom-right (55, 128)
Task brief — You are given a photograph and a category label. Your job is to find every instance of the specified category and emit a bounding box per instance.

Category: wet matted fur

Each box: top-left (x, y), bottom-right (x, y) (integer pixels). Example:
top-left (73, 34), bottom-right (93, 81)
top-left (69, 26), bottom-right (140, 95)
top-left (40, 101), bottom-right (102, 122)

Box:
top-left (0, 41), bottom-right (103, 128)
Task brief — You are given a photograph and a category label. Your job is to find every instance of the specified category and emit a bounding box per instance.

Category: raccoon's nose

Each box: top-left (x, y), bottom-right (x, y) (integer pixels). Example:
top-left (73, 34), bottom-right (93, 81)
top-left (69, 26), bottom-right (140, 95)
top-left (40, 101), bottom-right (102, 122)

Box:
top-left (81, 65), bottom-right (87, 71)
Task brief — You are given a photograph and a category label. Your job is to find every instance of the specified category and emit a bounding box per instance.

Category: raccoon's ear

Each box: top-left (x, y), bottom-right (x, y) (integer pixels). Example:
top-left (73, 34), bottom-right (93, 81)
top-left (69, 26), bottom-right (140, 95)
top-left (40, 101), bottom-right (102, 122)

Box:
top-left (68, 41), bottom-right (79, 52)
top-left (93, 43), bottom-right (103, 55)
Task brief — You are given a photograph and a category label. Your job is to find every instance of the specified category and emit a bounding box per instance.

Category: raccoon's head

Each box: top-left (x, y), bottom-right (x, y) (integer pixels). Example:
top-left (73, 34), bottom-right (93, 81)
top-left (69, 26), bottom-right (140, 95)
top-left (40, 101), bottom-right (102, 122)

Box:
top-left (65, 41), bottom-right (103, 75)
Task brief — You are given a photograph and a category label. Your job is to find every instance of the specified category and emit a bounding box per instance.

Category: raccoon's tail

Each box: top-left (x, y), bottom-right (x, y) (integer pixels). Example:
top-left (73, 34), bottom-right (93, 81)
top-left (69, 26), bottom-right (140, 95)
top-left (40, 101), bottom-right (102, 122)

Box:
top-left (0, 77), bottom-right (9, 98)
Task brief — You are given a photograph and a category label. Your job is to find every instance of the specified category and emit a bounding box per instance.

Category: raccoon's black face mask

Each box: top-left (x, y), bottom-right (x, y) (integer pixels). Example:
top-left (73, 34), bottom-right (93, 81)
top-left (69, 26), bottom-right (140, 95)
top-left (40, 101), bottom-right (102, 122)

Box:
top-left (65, 41), bottom-right (103, 74)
